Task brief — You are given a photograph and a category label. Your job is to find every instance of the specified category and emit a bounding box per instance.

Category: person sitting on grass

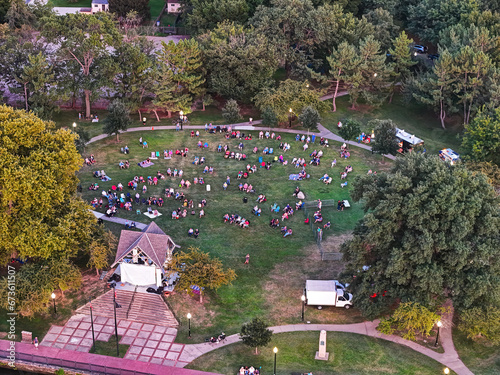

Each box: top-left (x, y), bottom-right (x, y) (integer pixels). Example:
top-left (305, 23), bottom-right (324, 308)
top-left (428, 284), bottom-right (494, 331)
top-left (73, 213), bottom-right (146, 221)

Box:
top-left (188, 228), bottom-right (194, 236)
top-left (199, 209), bottom-right (205, 218)
top-left (283, 228), bottom-right (293, 237)
top-left (194, 229), bottom-right (199, 238)
top-left (324, 221), bottom-right (331, 229)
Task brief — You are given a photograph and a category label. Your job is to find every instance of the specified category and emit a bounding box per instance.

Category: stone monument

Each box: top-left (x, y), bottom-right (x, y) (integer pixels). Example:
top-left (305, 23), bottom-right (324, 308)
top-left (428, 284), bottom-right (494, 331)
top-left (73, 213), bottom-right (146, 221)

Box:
top-left (315, 330), bottom-right (329, 360)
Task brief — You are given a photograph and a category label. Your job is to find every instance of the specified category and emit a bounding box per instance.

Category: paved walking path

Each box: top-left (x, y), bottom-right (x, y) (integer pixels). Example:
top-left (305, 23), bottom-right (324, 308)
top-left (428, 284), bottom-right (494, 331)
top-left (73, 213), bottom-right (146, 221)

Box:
top-left (91, 210), bottom-right (148, 230)
top-left (180, 302), bottom-right (472, 375)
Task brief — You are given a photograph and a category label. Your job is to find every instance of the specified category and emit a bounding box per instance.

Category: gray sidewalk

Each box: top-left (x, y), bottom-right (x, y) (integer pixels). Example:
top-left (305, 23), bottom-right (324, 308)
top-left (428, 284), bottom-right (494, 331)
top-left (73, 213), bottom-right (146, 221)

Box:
top-left (179, 301), bottom-right (472, 375)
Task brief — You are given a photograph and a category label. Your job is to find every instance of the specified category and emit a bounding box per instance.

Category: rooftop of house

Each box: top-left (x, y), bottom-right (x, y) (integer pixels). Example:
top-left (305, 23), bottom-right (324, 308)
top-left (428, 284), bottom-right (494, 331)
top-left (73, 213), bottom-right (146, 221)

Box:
top-left (92, 0), bottom-right (108, 4)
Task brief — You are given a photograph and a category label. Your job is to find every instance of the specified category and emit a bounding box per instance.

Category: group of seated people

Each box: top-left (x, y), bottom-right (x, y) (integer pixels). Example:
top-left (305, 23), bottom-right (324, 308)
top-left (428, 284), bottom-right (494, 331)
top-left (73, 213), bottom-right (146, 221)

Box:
top-left (85, 154), bottom-right (96, 165)
top-left (124, 220), bottom-right (136, 229)
top-left (208, 332), bottom-right (226, 344)
top-left (278, 142), bottom-right (291, 152)
top-left (202, 165), bottom-right (214, 174)
top-left (269, 218), bottom-right (280, 228)
top-left (340, 143), bottom-right (351, 159)
top-left (224, 131), bottom-right (249, 139)
top-left (197, 140), bottom-right (209, 148)
top-left (223, 214), bottom-right (250, 228)
top-left (238, 183), bottom-right (254, 193)
top-left (296, 134), bottom-right (312, 143)
top-left (337, 200), bottom-right (346, 211)
top-left (259, 131), bottom-right (281, 140)
top-left (238, 366), bottom-right (260, 375)
top-left (291, 157), bottom-right (307, 168)
top-left (193, 156), bottom-right (206, 165)
top-left (89, 182), bottom-right (99, 191)
top-left (192, 177), bottom-right (206, 185)
top-left (262, 147), bottom-right (274, 155)
top-left (281, 226), bottom-right (293, 237)
top-left (313, 210), bottom-right (323, 223)
top-left (172, 207), bottom-right (189, 219)
top-left (208, 124), bottom-right (230, 133)
top-left (118, 160), bottom-right (130, 169)
top-left (357, 132), bottom-right (371, 143)
top-left (147, 176), bottom-right (159, 185)
top-left (93, 170), bottom-right (111, 181)
top-left (178, 179), bottom-right (192, 188)
top-left (252, 205), bottom-right (262, 216)
top-left (319, 173), bottom-right (333, 184)
top-left (175, 148), bottom-right (189, 157)
top-left (256, 194), bottom-right (267, 203)
top-left (281, 204), bottom-right (294, 221)
top-left (163, 150), bottom-right (173, 158)
top-left (90, 197), bottom-right (103, 208)
top-left (187, 228), bottom-right (200, 238)
top-left (319, 137), bottom-right (330, 147)
top-left (190, 130), bottom-right (201, 137)
top-left (237, 170), bottom-right (251, 179)
top-left (224, 150), bottom-right (247, 160)
top-left (165, 168), bottom-right (183, 178)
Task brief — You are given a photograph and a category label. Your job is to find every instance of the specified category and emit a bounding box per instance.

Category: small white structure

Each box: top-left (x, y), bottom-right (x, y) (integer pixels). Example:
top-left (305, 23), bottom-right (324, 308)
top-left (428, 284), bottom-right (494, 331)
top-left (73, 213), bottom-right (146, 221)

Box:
top-left (167, 0), bottom-right (181, 13)
top-left (91, 0), bottom-right (109, 14)
top-left (111, 222), bottom-right (179, 287)
top-left (315, 330), bottom-right (329, 361)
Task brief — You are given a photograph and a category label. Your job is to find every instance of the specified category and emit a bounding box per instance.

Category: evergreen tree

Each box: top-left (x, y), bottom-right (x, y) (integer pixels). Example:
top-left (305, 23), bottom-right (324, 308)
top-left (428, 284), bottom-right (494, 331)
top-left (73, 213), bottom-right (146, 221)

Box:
top-left (261, 106), bottom-right (278, 128)
top-left (103, 100), bottom-right (132, 142)
top-left (388, 31), bottom-right (417, 103)
top-left (338, 118), bottom-right (361, 142)
top-left (222, 99), bottom-right (242, 123)
top-left (298, 105), bottom-right (321, 131)
top-left (461, 107), bottom-right (500, 166)
top-left (370, 119), bottom-right (399, 160)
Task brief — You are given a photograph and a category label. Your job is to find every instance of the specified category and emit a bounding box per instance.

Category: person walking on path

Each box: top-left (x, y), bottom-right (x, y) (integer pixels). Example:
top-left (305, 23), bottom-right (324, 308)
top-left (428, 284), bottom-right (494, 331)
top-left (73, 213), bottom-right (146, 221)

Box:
top-left (33, 337), bottom-right (39, 349)
top-left (245, 254), bottom-right (250, 264)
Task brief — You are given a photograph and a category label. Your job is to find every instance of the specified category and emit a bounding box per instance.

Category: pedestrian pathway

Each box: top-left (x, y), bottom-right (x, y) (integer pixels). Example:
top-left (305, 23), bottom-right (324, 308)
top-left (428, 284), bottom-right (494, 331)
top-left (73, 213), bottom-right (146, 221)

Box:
top-left (91, 210), bottom-right (148, 230)
top-left (180, 302), bottom-right (472, 375)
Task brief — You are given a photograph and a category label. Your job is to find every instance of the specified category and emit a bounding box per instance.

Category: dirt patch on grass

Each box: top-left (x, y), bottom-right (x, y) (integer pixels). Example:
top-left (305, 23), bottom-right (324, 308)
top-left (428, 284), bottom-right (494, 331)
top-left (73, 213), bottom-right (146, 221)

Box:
top-left (263, 234), bottom-right (364, 325)
top-left (321, 232), bottom-right (352, 253)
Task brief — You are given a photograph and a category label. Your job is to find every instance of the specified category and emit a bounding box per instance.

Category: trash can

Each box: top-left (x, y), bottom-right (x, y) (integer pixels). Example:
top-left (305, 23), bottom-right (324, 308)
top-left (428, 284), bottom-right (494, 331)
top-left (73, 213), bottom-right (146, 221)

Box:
top-left (243, 197), bottom-right (248, 203)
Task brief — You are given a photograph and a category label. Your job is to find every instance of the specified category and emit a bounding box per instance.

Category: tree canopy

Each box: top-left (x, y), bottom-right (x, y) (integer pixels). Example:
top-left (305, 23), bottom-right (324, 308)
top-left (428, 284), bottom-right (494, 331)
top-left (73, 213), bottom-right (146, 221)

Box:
top-left (103, 100), bottom-right (132, 142)
top-left (342, 153), bottom-right (500, 319)
top-left (240, 317), bottom-right (273, 355)
top-left (169, 247), bottom-right (236, 303)
top-left (461, 107), bottom-right (500, 166)
top-left (0, 105), bottom-right (96, 263)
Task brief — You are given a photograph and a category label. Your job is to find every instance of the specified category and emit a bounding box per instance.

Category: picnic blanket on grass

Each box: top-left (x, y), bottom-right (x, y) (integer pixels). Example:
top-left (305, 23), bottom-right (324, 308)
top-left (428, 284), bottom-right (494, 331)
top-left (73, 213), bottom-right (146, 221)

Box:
top-left (289, 174), bottom-right (301, 180)
top-left (138, 160), bottom-right (155, 168)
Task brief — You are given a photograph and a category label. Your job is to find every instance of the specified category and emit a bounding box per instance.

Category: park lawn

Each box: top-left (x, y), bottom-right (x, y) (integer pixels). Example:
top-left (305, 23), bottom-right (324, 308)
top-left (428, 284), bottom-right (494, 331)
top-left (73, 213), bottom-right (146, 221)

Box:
top-left (89, 336), bottom-right (130, 358)
top-left (150, 0), bottom-right (166, 21)
top-left (187, 331), bottom-right (455, 375)
top-left (48, 0), bottom-right (91, 7)
top-left (320, 94), bottom-right (464, 155)
top-left (453, 329), bottom-right (500, 375)
top-left (78, 130), bottom-right (386, 340)
top-left (49, 106), bottom-right (260, 140)
top-left (161, 13), bottom-right (177, 27)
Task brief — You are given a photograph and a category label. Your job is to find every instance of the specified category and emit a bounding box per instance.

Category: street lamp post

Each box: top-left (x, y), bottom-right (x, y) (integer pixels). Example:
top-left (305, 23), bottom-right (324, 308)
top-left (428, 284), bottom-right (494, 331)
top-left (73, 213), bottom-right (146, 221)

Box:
top-left (301, 294), bottom-right (306, 322)
top-left (180, 111), bottom-right (184, 131)
top-left (435, 320), bottom-right (442, 347)
top-left (51, 293), bottom-right (57, 315)
top-left (89, 297), bottom-right (96, 353)
top-left (273, 347), bottom-right (278, 375)
top-left (72, 122), bottom-right (77, 131)
top-left (112, 285), bottom-right (121, 357)
top-left (288, 108), bottom-right (293, 128)
top-left (187, 313), bottom-right (192, 338)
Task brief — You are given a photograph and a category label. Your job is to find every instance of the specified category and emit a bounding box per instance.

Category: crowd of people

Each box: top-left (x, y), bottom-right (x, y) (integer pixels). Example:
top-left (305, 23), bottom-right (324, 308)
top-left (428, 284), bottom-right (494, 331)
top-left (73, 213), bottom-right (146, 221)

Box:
top-left (223, 213), bottom-right (250, 228)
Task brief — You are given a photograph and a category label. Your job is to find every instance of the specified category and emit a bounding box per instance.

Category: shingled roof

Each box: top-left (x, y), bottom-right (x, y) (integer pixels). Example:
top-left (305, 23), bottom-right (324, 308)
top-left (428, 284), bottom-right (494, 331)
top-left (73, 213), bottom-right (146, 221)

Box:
top-left (111, 222), bottom-right (179, 271)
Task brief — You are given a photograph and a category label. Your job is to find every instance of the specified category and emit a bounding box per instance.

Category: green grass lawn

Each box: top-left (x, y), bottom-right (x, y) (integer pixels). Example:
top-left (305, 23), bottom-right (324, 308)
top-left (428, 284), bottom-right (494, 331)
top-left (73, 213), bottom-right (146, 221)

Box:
top-left (89, 335), bottom-right (130, 358)
top-left (453, 329), bottom-right (500, 375)
top-left (49, 106), bottom-right (260, 140)
top-left (150, 0), bottom-right (166, 20)
top-left (77, 129), bottom-right (388, 340)
top-left (48, 0), bottom-right (91, 7)
top-left (320, 94), bottom-right (464, 155)
top-left (161, 13), bottom-right (177, 26)
top-left (187, 331), bottom-right (455, 375)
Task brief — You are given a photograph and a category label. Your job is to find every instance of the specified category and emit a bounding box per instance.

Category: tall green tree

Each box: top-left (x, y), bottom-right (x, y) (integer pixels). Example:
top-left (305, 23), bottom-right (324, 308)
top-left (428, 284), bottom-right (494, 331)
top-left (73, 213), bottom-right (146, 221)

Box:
top-left (254, 79), bottom-right (326, 123)
top-left (0, 105), bottom-right (96, 263)
top-left (261, 106), bottom-right (278, 128)
top-left (298, 105), bottom-right (321, 131)
top-left (363, 7), bottom-right (399, 52)
top-left (388, 31), bottom-right (417, 103)
top-left (338, 118), bottom-right (361, 141)
top-left (341, 153), bottom-right (500, 318)
top-left (103, 100), bottom-right (132, 142)
top-left (112, 39), bottom-right (155, 120)
top-left (411, 50), bottom-right (457, 129)
top-left (42, 13), bottom-right (122, 118)
top-left (222, 99), bottom-right (242, 123)
top-left (197, 21), bottom-right (278, 101)
top-left (169, 247), bottom-right (236, 303)
top-left (17, 52), bottom-right (58, 119)
top-left (187, 0), bottom-right (249, 35)
top-left (407, 0), bottom-right (479, 44)
top-left (240, 318), bottom-right (273, 355)
top-left (152, 38), bottom-right (205, 119)
top-left (370, 119), bottom-right (399, 159)
top-left (461, 107), bottom-right (500, 165)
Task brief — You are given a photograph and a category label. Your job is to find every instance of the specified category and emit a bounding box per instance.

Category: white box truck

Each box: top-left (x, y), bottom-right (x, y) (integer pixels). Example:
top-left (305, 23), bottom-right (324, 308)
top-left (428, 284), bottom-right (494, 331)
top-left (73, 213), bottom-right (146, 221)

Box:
top-left (305, 280), bottom-right (353, 309)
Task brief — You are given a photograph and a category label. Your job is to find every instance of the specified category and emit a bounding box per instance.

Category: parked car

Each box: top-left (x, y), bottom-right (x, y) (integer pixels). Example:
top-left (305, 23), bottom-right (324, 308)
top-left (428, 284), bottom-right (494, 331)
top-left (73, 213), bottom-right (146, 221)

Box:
top-left (428, 54), bottom-right (440, 60)
top-left (413, 45), bottom-right (428, 53)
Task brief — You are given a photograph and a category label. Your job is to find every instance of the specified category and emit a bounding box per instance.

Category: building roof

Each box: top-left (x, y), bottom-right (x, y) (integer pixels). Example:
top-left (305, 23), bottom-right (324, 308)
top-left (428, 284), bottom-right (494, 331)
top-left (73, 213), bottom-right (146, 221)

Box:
top-left (167, 0), bottom-right (180, 3)
top-left (92, 0), bottom-right (108, 4)
top-left (395, 128), bottom-right (424, 146)
top-left (111, 222), bottom-right (179, 271)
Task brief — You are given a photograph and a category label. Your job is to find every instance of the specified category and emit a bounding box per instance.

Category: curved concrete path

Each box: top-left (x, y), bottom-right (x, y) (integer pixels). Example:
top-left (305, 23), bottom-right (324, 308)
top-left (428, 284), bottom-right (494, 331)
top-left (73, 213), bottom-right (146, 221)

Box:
top-left (179, 302), bottom-right (472, 375)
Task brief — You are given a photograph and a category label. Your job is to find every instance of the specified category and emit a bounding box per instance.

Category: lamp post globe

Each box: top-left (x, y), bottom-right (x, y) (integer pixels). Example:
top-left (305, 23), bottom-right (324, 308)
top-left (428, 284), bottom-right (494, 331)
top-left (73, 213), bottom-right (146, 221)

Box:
top-left (435, 320), bottom-right (442, 347)
top-left (301, 294), bottom-right (306, 321)
top-left (72, 122), bottom-right (77, 129)
top-left (187, 313), bottom-right (192, 338)
top-left (444, 368), bottom-right (450, 374)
